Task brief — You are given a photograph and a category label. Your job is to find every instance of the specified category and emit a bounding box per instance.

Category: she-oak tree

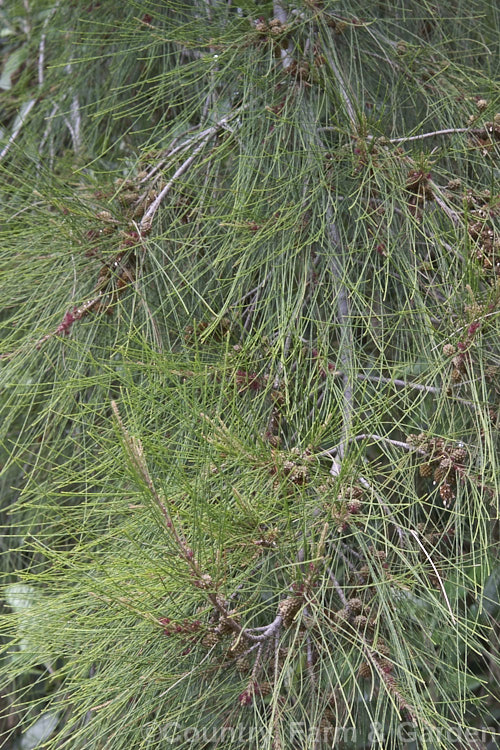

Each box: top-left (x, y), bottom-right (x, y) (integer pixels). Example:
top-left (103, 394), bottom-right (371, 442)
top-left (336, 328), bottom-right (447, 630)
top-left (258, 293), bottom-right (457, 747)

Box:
top-left (0, 1), bottom-right (499, 748)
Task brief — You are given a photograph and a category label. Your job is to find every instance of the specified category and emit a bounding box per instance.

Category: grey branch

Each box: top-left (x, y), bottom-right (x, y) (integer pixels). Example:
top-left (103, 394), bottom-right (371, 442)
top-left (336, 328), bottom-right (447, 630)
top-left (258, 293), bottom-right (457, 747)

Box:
top-left (139, 111), bottom-right (244, 234)
top-left (328, 223), bottom-right (354, 461)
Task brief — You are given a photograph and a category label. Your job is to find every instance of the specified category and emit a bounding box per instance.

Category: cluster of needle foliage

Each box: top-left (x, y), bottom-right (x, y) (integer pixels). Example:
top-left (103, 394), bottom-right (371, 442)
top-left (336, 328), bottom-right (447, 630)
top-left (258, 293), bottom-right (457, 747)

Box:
top-left (0, 0), bottom-right (499, 748)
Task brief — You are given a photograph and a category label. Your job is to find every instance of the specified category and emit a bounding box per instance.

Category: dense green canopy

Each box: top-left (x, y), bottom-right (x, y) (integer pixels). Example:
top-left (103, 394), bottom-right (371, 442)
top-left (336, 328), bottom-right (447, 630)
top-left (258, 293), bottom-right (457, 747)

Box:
top-left (0, 1), bottom-right (498, 748)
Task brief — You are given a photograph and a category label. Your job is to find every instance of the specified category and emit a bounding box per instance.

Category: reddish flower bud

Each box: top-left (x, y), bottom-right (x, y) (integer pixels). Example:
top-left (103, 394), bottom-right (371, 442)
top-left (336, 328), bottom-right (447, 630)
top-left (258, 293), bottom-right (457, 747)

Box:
top-left (238, 689), bottom-right (253, 706)
top-left (56, 308), bottom-right (78, 335)
top-left (467, 321), bottom-right (481, 337)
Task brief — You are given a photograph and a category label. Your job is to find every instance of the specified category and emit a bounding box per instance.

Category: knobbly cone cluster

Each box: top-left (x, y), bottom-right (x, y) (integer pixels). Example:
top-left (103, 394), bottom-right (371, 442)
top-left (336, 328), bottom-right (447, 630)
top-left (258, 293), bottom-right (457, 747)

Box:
top-left (278, 596), bottom-right (303, 627)
top-left (408, 433), bottom-right (468, 506)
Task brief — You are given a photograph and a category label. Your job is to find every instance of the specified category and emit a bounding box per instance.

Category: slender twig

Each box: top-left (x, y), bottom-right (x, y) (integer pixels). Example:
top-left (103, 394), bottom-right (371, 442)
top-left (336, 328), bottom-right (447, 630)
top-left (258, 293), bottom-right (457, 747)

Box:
top-left (0, 1), bottom-right (60, 164)
top-left (137, 127), bottom-right (212, 186)
top-left (357, 373), bottom-right (480, 408)
top-left (139, 135), bottom-right (213, 234)
top-left (381, 128), bottom-right (469, 144)
top-left (112, 402), bottom-right (240, 630)
top-left (33, 294), bottom-right (102, 350)
top-left (358, 474), bottom-right (405, 544)
top-left (242, 285), bottom-right (263, 334)
top-left (243, 615), bottom-right (283, 643)
top-left (240, 274), bottom-right (270, 334)
top-left (245, 624), bottom-right (276, 633)
top-left (239, 273), bottom-right (272, 303)
top-left (60, 58), bottom-right (82, 155)
top-left (328, 571), bottom-right (349, 607)
top-left (70, 94), bottom-right (81, 154)
top-left (113, 402), bottom-right (286, 645)
top-left (322, 48), bottom-right (357, 128)
top-left (139, 111), bottom-right (244, 234)
top-left (38, 32), bottom-right (47, 87)
top-left (306, 631), bottom-right (320, 750)
top-left (50, 101), bottom-right (77, 147)
top-left (408, 529), bottom-right (456, 624)
top-left (327, 222), bottom-right (354, 462)
top-left (38, 103), bottom-right (58, 157)
top-left (429, 181), bottom-right (460, 225)
top-left (273, 1), bottom-right (293, 69)
top-left (250, 643), bottom-right (264, 682)
top-left (0, 99), bottom-right (37, 164)
top-left (319, 433), bottom-right (427, 456)
top-left (308, 124), bottom-right (356, 466)
top-left (352, 434), bottom-right (427, 454)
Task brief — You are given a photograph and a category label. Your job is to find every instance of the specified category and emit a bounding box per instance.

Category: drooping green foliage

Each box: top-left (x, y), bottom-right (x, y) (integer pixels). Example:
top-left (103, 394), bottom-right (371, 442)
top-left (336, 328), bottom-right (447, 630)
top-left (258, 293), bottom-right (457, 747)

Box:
top-left (0, 1), bottom-right (499, 748)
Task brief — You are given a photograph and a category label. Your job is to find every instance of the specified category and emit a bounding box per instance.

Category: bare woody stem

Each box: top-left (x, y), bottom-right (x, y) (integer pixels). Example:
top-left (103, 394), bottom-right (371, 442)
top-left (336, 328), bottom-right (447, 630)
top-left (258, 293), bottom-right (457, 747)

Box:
top-left (327, 221), bottom-right (354, 463)
top-left (319, 434), bottom-right (427, 456)
top-left (317, 369), bottom-right (481, 410)
top-left (384, 127), bottom-right (470, 144)
top-left (112, 400), bottom-right (288, 644)
top-left (139, 108), bottom-right (245, 235)
top-left (429, 181), bottom-right (460, 225)
top-left (356, 373), bottom-right (480, 408)
top-left (311, 111), bottom-right (355, 464)
top-left (139, 135), bottom-right (214, 234)
top-left (320, 127), bottom-right (471, 143)
top-left (322, 48), bottom-right (357, 129)
top-left (110, 401), bottom-right (185, 548)
top-left (273, 1), bottom-right (293, 69)
top-left (0, 2), bottom-right (60, 164)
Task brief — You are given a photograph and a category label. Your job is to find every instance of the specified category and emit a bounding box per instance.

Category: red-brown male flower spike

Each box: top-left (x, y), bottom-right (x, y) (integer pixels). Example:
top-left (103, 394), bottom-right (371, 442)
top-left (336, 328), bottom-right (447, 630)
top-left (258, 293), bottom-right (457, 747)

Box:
top-left (467, 321), bottom-right (481, 337)
top-left (238, 688), bottom-right (253, 706)
top-left (56, 309), bottom-right (77, 335)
